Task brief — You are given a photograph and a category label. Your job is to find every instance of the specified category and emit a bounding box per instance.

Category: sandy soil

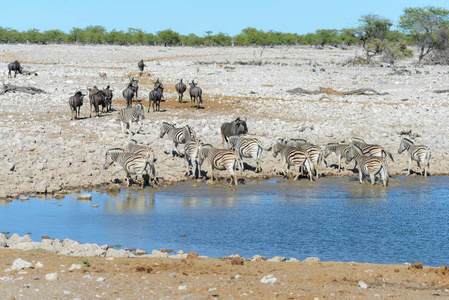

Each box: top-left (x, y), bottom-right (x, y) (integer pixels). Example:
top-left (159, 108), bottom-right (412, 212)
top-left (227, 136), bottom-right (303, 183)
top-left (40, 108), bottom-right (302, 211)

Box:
top-left (2, 249), bottom-right (449, 299)
top-left (1, 44), bottom-right (449, 298)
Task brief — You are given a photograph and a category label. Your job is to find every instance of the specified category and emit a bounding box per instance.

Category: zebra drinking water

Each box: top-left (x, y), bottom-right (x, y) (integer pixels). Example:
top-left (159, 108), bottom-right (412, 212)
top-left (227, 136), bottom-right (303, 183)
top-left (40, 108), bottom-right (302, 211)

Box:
top-left (324, 143), bottom-right (350, 172)
top-left (272, 142), bottom-right (315, 181)
top-left (118, 103), bottom-right (145, 135)
top-left (104, 148), bottom-right (153, 189)
top-left (198, 145), bottom-right (239, 185)
top-left (159, 122), bottom-right (195, 156)
top-left (227, 136), bottom-right (271, 174)
top-left (398, 137), bottom-right (431, 177)
top-left (345, 144), bottom-right (389, 186)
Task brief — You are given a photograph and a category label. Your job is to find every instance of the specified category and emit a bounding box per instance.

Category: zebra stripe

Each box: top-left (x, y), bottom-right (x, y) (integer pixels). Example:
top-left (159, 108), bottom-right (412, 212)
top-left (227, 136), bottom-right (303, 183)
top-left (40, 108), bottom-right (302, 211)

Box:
top-left (118, 103), bottom-right (145, 135)
top-left (324, 143), bottom-right (349, 172)
top-left (126, 140), bottom-right (156, 182)
top-left (104, 148), bottom-right (152, 188)
top-left (398, 137), bottom-right (431, 177)
top-left (272, 142), bottom-right (315, 181)
top-left (183, 126), bottom-right (202, 178)
top-left (159, 122), bottom-right (195, 156)
top-left (349, 137), bottom-right (394, 163)
top-left (198, 145), bottom-right (239, 185)
top-left (228, 136), bottom-right (271, 174)
top-left (346, 144), bottom-right (389, 186)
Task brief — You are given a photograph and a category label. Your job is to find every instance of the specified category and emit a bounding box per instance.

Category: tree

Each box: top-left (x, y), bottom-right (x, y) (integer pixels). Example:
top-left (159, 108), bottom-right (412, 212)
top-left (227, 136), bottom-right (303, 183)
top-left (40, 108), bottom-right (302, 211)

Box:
top-left (157, 29), bottom-right (180, 46)
top-left (356, 14), bottom-right (393, 62)
top-left (399, 6), bottom-right (449, 64)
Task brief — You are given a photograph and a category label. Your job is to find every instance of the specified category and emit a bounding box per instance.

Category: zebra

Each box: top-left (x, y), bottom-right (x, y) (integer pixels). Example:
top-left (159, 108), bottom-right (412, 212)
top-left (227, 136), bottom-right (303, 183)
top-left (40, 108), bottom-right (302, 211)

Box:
top-left (198, 145), bottom-right (239, 185)
top-left (159, 122), bottom-right (195, 156)
top-left (118, 103), bottom-right (145, 135)
top-left (126, 139), bottom-right (157, 183)
top-left (227, 136), bottom-right (271, 174)
top-left (398, 137), bottom-right (431, 177)
top-left (345, 144), bottom-right (389, 186)
top-left (272, 142), bottom-right (315, 181)
top-left (278, 138), bottom-right (323, 179)
top-left (104, 148), bottom-right (153, 189)
top-left (183, 126), bottom-right (202, 178)
top-left (324, 143), bottom-right (350, 172)
top-left (349, 137), bottom-right (395, 163)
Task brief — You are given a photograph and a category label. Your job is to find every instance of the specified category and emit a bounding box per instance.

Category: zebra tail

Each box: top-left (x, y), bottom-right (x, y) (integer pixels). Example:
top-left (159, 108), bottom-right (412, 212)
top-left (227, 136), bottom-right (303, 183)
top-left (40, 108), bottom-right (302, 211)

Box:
top-left (305, 157), bottom-right (315, 181)
top-left (385, 149), bottom-right (395, 162)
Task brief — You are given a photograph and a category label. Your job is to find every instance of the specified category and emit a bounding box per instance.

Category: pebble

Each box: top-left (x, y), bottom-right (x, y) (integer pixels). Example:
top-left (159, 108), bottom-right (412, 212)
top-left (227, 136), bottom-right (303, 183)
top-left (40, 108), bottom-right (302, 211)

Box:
top-left (260, 274), bottom-right (278, 284)
top-left (45, 273), bottom-right (58, 281)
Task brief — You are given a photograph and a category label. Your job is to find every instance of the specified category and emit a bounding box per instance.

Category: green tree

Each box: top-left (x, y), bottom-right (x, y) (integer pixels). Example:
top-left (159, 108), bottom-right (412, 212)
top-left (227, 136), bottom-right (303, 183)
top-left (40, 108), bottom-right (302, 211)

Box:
top-left (84, 25), bottom-right (106, 44)
top-left (157, 29), bottom-right (180, 46)
top-left (24, 29), bottom-right (42, 43)
top-left (399, 6), bottom-right (449, 63)
top-left (43, 30), bottom-right (66, 43)
top-left (356, 14), bottom-right (393, 61)
top-left (69, 27), bottom-right (85, 44)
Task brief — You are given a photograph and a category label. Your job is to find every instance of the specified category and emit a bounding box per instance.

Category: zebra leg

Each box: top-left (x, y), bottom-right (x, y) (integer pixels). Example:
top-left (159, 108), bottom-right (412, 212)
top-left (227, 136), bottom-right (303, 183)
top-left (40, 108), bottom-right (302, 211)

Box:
top-left (210, 167), bottom-right (214, 182)
top-left (369, 173), bottom-right (375, 185)
top-left (358, 169), bottom-right (363, 184)
top-left (120, 121), bottom-right (126, 135)
top-left (185, 156), bottom-right (191, 176)
top-left (407, 157), bottom-right (412, 176)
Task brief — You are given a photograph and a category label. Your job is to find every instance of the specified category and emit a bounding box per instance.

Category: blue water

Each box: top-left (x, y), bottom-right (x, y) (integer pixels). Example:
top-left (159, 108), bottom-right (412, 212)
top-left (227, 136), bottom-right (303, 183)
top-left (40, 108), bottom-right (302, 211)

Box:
top-left (1, 176), bottom-right (449, 266)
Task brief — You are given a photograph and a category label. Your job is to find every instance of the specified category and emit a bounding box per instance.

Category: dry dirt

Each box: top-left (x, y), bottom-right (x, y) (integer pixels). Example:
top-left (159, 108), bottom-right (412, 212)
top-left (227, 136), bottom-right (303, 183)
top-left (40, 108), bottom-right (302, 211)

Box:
top-left (2, 249), bottom-right (449, 299)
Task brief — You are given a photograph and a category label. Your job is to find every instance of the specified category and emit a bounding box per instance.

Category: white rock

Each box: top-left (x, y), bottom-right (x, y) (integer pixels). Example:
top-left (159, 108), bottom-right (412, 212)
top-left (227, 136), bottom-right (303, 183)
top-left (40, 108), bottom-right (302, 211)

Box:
top-left (260, 274), bottom-right (278, 284)
top-left (358, 281), bottom-right (368, 289)
top-left (11, 258), bottom-right (33, 270)
top-left (68, 264), bottom-right (82, 271)
top-left (35, 262), bottom-right (44, 268)
top-left (178, 285), bottom-right (187, 290)
top-left (45, 273), bottom-right (58, 281)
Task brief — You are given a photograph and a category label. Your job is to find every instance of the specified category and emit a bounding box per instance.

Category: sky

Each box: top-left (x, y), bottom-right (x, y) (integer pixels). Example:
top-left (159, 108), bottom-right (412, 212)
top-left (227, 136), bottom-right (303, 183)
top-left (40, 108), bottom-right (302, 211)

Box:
top-left (1, 0), bottom-right (447, 36)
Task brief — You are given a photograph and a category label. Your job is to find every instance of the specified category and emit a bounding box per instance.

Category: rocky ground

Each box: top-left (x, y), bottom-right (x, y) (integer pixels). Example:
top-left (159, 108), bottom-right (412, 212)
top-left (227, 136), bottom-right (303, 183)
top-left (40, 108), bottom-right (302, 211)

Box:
top-left (1, 44), bottom-right (449, 298)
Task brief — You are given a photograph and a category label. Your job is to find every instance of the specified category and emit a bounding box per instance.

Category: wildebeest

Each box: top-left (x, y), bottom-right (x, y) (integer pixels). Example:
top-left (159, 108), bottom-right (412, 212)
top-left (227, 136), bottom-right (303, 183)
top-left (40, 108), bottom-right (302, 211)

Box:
top-left (103, 85), bottom-right (113, 112)
top-left (129, 77), bottom-right (139, 98)
top-left (175, 79), bottom-right (187, 103)
top-left (138, 60), bottom-right (146, 72)
top-left (69, 91), bottom-right (84, 120)
top-left (7, 60), bottom-right (23, 78)
top-left (122, 83), bottom-right (135, 108)
top-left (189, 81), bottom-right (203, 108)
top-left (87, 86), bottom-right (106, 117)
top-left (149, 86), bottom-right (164, 112)
top-left (220, 117), bottom-right (248, 148)
top-left (153, 78), bottom-right (164, 96)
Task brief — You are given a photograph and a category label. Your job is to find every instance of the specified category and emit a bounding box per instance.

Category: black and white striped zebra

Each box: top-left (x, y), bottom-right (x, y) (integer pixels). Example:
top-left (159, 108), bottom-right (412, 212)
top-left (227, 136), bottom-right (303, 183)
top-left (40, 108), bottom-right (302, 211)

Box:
top-left (183, 126), bottom-right (202, 178)
top-left (398, 137), bottom-right (431, 177)
top-left (104, 148), bottom-right (153, 188)
top-left (278, 138), bottom-right (323, 179)
top-left (349, 137), bottom-right (394, 163)
top-left (159, 122), bottom-right (195, 156)
top-left (126, 139), bottom-right (157, 183)
top-left (324, 143), bottom-right (349, 172)
top-left (198, 144), bottom-right (239, 185)
top-left (272, 142), bottom-right (315, 181)
top-left (345, 144), bottom-right (389, 186)
top-left (118, 103), bottom-right (145, 135)
top-left (228, 136), bottom-right (271, 174)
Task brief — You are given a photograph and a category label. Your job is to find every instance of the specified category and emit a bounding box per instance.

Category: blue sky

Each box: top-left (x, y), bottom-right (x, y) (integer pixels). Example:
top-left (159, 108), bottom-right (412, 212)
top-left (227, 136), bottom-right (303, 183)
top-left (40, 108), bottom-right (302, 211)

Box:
top-left (2, 0), bottom-right (447, 36)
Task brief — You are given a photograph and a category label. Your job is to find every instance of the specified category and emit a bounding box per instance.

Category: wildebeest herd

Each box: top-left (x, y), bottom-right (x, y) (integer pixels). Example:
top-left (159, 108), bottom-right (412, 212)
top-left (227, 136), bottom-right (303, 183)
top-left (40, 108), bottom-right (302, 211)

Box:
top-left (5, 59), bottom-right (433, 189)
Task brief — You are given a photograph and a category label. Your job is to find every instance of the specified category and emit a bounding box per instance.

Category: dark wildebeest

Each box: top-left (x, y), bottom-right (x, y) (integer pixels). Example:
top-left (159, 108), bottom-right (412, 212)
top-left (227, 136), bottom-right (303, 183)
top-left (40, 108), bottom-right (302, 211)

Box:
top-left (69, 91), bottom-right (84, 120)
top-left (175, 79), bottom-right (187, 103)
top-left (103, 85), bottom-right (113, 112)
top-left (138, 60), bottom-right (146, 72)
top-left (154, 78), bottom-right (164, 96)
top-left (129, 77), bottom-right (139, 98)
top-left (7, 60), bottom-right (23, 78)
top-left (189, 81), bottom-right (203, 108)
top-left (149, 86), bottom-right (164, 112)
top-left (88, 86), bottom-right (107, 117)
top-left (220, 117), bottom-right (248, 148)
top-left (122, 83), bottom-right (135, 108)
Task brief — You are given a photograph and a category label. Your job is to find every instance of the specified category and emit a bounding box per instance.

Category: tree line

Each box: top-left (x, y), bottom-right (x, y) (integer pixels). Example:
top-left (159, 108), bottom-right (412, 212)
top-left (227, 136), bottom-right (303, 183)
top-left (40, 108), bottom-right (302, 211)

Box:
top-left (1, 6), bottom-right (448, 64)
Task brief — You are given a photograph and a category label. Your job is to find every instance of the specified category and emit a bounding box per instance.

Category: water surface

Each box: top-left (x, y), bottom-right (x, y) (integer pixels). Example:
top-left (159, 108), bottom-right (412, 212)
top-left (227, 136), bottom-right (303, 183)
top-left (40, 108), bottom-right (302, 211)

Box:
top-left (1, 176), bottom-right (448, 266)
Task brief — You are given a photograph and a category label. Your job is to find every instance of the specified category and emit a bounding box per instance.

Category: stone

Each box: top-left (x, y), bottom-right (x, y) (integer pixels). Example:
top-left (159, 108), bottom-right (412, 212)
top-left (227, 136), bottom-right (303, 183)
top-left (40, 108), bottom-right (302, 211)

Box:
top-left (78, 194), bottom-right (92, 201)
top-left (45, 273), bottom-right (58, 281)
top-left (250, 255), bottom-right (266, 262)
top-left (231, 256), bottom-right (245, 265)
top-left (135, 249), bottom-right (147, 256)
top-left (11, 258), bottom-right (33, 270)
top-left (260, 274), bottom-right (278, 284)
top-left (35, 262), bottom-right (44, 268)
top-left (0, 234), bottom-right (7, 247)
top-left (303, 257), bottom-right (321, 262)
top-left (358, 281), bottom-right (368, 289)
top-left (68, 264), bottom-right (82, 271)
top-left (267, 256), bottom-right (286, 262)
top-left (148, 250), bottom-right (169, 258)
top-left (187, 252), bottom-right (198, 259)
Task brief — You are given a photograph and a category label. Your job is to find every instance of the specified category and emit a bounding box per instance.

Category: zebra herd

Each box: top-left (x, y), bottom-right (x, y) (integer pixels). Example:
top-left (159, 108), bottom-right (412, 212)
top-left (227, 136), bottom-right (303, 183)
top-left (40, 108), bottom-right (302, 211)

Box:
top-left (104, 111), bottom-right (432, 188)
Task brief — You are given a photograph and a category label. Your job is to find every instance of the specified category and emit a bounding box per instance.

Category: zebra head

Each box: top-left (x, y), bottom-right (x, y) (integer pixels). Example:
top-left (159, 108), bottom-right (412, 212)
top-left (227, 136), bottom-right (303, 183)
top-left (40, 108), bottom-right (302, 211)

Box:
top-left (324, 143), bottom-right (337, 158)
top-left (272, 142), bottom-right (283, 158)
top-left (398, 137), bottom-right (412, 154)
top-left (104, 148), bottom-right (125, 169)
top-left (159, 122), bottom-right (173, 138)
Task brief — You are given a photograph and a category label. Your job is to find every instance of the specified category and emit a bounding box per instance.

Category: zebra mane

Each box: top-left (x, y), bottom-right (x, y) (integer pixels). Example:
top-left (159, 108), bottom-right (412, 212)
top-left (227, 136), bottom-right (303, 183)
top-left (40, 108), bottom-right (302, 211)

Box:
top-left (134, 103), bottom-right (144, 110)
top-left (129, 139), bottom-right (138, 145)
top-left (106, 148), bottom-right (125, 155)
top-left (350, 137), bottom-right (366, 144)
top-left (162, 121), bottom-right (174, 127)
top-left (402, 137), bottom-right (413, 144)
top-left (350, 144), bottom-right (363, 155)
